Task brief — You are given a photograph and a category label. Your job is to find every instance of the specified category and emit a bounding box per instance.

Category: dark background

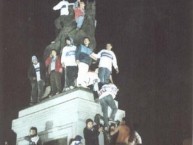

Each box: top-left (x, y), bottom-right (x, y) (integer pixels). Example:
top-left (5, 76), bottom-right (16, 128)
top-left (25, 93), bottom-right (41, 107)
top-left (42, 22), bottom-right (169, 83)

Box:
top-left (0, 0), bottom-right (192, 145)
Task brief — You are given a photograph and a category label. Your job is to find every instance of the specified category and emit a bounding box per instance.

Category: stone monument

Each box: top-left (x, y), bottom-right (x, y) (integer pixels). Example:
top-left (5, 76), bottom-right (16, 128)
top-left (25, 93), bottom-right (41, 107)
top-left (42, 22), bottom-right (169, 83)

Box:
top-left (12, 88), bottom-right (125, 145)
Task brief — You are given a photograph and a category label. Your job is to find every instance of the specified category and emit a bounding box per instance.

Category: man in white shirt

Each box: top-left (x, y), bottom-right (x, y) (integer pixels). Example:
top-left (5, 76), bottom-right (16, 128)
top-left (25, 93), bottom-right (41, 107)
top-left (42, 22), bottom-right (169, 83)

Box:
top-left (53, 0), bottom-right (75, 30)
top-left (97, 43), bottom-right (119, 84)
top-left (61, 37), bottom-right (78, 90)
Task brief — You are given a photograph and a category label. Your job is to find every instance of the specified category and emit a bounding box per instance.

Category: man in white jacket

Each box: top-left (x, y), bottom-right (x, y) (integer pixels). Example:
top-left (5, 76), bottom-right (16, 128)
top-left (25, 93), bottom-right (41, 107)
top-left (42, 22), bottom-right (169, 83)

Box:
top-left (53, 0), bottom-right (75, 30)
top-left (97, 43), bottom-right (119, 84)
top-left (61, 37), bottom-right (78, 90)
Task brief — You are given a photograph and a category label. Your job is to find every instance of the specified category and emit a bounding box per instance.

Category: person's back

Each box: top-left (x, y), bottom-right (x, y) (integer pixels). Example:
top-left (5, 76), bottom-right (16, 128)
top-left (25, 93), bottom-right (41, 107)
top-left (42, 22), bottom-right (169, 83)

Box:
top-left (116, 122), bottom-right (130, 145)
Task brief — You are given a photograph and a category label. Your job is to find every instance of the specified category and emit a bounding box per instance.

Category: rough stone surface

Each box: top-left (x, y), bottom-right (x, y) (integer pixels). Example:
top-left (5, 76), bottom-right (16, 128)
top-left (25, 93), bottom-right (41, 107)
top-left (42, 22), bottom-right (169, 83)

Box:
top-left (44, 2), bottom-right (96, 59)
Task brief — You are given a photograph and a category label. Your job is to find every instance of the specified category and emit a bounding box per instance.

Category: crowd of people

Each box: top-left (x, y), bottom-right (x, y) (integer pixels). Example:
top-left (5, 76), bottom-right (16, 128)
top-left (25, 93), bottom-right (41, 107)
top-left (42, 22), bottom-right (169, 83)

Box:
top-left (24, 117), bottom-right (142, 145)
top-left (26, 0), bottom-right (142, 145)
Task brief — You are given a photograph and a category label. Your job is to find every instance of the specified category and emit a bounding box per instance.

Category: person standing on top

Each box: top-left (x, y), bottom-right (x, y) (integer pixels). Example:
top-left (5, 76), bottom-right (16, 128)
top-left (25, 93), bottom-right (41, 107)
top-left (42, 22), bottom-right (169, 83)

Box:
top-left (61, 37), bottom-right (78, 91)
top-left (28, 55), bottom-right (45, 105)
top-left (97, 43), bottom-right (119, 84)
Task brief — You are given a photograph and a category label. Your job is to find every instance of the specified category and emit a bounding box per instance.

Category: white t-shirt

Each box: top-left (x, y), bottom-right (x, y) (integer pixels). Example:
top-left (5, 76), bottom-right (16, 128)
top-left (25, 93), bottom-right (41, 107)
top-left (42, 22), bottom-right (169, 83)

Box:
top-left (53, 1), bottom-right (74, 15)
top-left (97, 49), bottom-right (118, 72)
top-left (98, 84), bottom-right (119, 99)
top-left (33, 63), bottom-right (41, 81)
top-left (61, 45), bottom-right (77, 66)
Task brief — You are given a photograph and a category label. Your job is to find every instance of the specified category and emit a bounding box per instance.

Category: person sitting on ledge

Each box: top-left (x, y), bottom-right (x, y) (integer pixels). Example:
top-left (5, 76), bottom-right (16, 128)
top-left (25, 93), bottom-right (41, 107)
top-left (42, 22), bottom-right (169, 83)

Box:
top-left (45, 49), bottom-right (63, 96)
top-left (24, 127), bottom-right (42, 145)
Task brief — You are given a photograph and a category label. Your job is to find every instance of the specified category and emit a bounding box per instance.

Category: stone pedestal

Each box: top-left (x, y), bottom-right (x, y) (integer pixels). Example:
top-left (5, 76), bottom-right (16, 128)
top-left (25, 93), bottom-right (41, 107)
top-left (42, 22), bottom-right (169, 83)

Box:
top-left (12, 88), bottom-right (125, 145)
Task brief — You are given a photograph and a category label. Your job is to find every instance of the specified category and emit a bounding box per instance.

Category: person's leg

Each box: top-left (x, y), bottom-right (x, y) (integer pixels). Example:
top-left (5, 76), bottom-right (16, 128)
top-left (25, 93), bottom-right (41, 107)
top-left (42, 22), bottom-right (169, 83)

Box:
top-left (37, 80), bottom-right (45, 102)
top-left (100, 98), bottom-right (109, 127)
top-left (30, 81), bottom-right (38, 104)
top-left (55, 71), bottom-right (62, 93)
top-left (77, 62), bottom-right (89, 87)
top-left (106, 95), bottom-right (118, 121)
top-left (55, 16), bottom-right (63, 30)
top-left (31, 81), bottom-right (38, 104)
top-left (65, 66), bottom-right (70, 88)
top-left (104, 68), bottom-right (111, 84)
top-left (98, 67), bottom-right (106, 84)
top-left (50, 71), bottom-right (57, 95)
top-left (76, 16), bottom-right (84, 29)
top-left (68, 66), bottom-right (78, 87)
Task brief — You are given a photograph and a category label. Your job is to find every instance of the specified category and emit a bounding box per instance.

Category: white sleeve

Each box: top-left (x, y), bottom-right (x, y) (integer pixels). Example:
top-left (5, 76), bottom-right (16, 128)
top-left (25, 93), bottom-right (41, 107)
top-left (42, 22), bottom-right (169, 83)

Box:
top-left (112, 52), bottom-right (118, 69)
top-left (135, 132), bottom-right (142, 144)
top-left (61, 47), bottom-right (66, 64)
top-left (97, 50), bottom-right (102, 58)
top-left (53, 1), bottom-right (65, 10)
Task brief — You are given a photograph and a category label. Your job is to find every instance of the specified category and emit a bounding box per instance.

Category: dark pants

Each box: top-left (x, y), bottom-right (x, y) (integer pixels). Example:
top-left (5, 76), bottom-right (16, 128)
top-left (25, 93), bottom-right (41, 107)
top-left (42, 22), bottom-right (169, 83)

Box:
top-left (98, 67), bottom-right (111, 84)
top-left (50, 71), bottom-right (62, 95)
top-left (65, 66), bottom-right (78, 88)
top-left (55, 15), bottom-right (66, 30)
top-left (99, 95), bottom-right (118, 127)
top-left (30, 80), bottom-right (45, 104)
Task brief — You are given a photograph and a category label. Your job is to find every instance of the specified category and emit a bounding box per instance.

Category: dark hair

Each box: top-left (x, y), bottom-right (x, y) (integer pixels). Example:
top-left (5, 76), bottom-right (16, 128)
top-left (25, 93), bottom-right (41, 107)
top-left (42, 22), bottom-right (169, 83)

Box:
top-left (69, 135), bottom-right (83, 145)
top-left (86, 118), bottom-right (93, 125)
top-left (83, 37), bottom-right (90, 41)
top-left (30, 127), bottom-right (37, 133)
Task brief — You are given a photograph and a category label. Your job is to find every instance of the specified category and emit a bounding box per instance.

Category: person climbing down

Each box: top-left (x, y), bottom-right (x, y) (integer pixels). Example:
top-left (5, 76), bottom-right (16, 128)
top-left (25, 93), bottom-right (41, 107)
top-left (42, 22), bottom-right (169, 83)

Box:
top-left (96, 83), bottom-right (119, 129)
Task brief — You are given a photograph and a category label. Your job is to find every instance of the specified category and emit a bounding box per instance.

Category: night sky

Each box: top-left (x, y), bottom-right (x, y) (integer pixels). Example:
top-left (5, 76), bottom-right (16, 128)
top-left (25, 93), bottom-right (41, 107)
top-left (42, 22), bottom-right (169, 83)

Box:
top-left (0, 0), bottom-right (192, 145)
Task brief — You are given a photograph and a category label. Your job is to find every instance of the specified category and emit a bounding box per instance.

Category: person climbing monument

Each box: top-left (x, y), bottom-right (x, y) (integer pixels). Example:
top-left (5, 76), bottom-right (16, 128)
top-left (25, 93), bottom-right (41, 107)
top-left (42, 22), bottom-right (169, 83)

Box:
top-left (53, 0), bottom-right (75, 30)
top-left (96, 83), bottom-right (119, 129)
top-left (73, 1), bottom-right (85, 30)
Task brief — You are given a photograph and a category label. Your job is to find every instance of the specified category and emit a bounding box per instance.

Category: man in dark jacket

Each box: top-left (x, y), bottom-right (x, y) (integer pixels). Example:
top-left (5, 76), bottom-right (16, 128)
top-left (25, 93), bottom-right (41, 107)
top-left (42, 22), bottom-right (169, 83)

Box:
top-left (28, 56), bottom-right (45, 105)
top-left (83, 118), bottom-right (103, 145)
top-left (24, 127), bottom-right (42, 145)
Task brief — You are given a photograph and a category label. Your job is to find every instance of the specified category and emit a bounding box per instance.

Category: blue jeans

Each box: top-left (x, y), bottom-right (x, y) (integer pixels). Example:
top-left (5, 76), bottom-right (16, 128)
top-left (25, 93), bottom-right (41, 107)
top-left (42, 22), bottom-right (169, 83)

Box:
top-left (99, 95), bottom-right (118, 127)
top-left (98, 67), bottom-right (111, 84)
top-left (75, 16), bottom-right (84, 28)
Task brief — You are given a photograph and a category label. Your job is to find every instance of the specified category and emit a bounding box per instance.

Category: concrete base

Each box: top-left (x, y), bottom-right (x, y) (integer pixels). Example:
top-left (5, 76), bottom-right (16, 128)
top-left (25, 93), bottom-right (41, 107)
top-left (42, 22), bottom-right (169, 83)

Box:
top-left (12, 88), bottom-right (125, 145)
